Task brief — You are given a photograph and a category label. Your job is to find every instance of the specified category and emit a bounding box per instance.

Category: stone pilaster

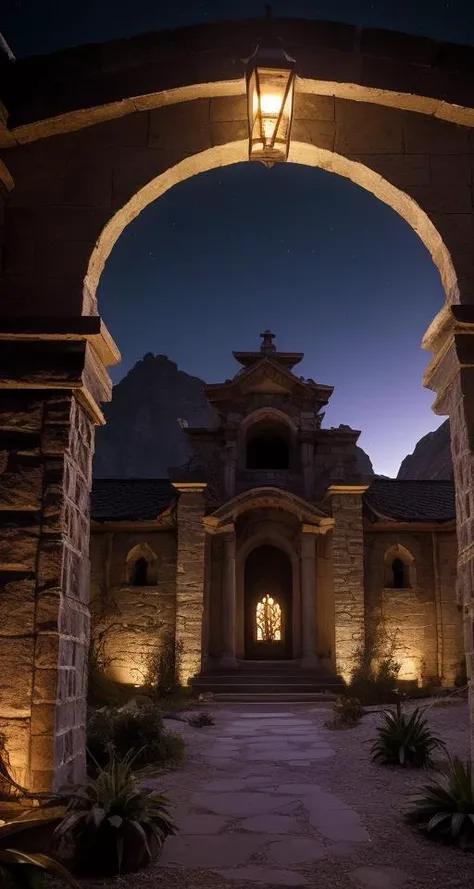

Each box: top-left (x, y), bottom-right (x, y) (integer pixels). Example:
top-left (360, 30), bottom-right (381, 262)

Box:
top-left (325, 485), bottom-right (367, 682)
top-left (171, 482), bottom-right (207, 684)
top-left (0, 317), bottom-right (119, 791)
top-left (423, 305), bottom-right (474, 755)
top-left (300, 526), bottom-right (318, 668)
top-left (220, 525), bottom-right (237, 667)
top-left (224, 440), bottom-right (237, 499)
top-left (299, 413), bottom-right (316, 500)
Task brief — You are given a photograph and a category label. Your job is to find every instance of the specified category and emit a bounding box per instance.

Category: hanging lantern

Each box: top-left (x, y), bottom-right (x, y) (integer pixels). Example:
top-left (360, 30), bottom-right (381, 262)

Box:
top-left (245, 45), bottom-right (296, 167)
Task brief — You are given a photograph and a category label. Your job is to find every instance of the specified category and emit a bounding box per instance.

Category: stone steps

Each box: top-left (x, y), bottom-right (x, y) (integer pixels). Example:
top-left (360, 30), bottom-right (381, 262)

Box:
top-left (204, 691), bottom-right (337, 703)
top-left (191, 660), bottom-right (345, 700)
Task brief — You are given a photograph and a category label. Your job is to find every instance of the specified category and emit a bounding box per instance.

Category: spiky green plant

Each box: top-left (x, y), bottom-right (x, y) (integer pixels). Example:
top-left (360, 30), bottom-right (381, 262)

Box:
top-left (370, 701), bottom-right (444, 767)
top-left (0, 819), bottom-right (79, 889)
top-left (54, 747), bottom-right (177, 876)
top-left (407, 757), bottom-right (474, 847)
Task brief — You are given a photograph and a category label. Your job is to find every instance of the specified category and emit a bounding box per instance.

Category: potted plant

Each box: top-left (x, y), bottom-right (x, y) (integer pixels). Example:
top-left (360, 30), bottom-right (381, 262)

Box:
top-left (54, 746), bottom-right (177, 876)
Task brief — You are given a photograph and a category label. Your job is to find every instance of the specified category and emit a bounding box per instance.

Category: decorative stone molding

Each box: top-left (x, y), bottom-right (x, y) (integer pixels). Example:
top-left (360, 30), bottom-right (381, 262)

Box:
top-left (0, 317), bottom-right (120, 425)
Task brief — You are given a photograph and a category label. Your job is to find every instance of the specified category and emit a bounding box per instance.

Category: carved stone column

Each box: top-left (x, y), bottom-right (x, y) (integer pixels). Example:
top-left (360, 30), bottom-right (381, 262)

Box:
top-left (300, 526), bottom-right (318, 668)
top-left (0, 317), bottom-right (118, 791)
top-left (423, 305), bottom-right (474, 757)
top-left (220, 525), bottom-right (237, 667)
top-left (171, 481), bottom-right (207, 685)
top-left (325, 484), bottom-right (367, 682)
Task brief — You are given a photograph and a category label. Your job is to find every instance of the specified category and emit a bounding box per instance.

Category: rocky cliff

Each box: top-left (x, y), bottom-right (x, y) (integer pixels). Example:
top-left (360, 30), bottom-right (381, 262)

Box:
top-left (93, 355), bottom-right (375, 480)
top-left (397, 419), bottom-right (452, 480)
top-left (93, 354), bottom-right (215, 478)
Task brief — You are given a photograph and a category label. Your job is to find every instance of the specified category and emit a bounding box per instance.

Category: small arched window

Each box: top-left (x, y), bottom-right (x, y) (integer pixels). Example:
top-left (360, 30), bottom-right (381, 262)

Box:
top-left (126, 543), bottom-right (158, 586)
top-left (245, 419), bottom-right (291, 470)
top-left (391, 558), bottom-right (406, 589)
top-left (132, 557), bottom-right (148, 586)
top-left (384, 544), bottom-right (414, 589)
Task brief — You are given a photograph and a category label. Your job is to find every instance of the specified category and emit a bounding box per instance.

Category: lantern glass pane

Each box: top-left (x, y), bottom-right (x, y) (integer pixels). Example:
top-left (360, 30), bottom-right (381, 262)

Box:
top-left (247, 65), bottom-right (295, 165)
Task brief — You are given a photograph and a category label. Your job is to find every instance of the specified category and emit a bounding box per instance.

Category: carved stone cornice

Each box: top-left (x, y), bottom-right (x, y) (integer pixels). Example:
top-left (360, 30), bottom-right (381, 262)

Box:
top-left (0, 316), bottom-right (120, 424)
top-left (423, 304), bottom-right (474, 416)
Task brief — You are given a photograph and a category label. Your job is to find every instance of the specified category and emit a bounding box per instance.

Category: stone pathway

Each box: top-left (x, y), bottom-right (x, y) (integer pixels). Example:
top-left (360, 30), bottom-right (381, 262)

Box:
top-left (158, 710), bottom-right (377, 887)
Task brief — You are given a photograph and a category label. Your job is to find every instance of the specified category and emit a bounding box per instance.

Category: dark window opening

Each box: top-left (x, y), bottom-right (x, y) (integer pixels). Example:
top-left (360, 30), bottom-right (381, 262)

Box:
top-left (246, 433), bottom-right (289, 470)
top-left (133, 557), bottom-right (148, 586)
top-left (392, 557), bottom-right (406, 589)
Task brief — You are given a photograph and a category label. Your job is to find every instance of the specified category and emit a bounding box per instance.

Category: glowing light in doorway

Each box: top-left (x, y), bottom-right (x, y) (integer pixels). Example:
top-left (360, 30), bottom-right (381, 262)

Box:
top-left (256, 595), bottom-right (282, 642)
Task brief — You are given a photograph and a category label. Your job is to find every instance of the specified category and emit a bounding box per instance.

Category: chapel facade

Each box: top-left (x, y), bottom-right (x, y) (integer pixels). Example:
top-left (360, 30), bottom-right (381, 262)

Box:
top-left (89, 333), bottom-right (464, 693)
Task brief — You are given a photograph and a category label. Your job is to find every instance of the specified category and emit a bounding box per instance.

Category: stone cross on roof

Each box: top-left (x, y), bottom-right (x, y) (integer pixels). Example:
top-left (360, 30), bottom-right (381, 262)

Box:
top-left (260, 329), bottom-right (276, 354)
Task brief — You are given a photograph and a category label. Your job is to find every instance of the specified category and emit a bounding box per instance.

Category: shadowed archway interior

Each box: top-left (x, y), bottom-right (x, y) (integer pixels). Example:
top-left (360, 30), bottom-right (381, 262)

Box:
top-left (244, 545), bottom-right (293, 659)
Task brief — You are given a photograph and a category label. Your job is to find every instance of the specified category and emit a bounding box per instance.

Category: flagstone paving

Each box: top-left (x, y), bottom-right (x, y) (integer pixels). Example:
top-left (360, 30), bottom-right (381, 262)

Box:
top-left (159, 710), bottom-right (368, 884)
top-left (149, 701), bottom-right (470, 889)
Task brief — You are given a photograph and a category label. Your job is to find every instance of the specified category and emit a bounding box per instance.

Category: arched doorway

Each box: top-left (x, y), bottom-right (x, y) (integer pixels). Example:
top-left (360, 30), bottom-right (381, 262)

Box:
top-left (244, 545), bottom-right (292, 659)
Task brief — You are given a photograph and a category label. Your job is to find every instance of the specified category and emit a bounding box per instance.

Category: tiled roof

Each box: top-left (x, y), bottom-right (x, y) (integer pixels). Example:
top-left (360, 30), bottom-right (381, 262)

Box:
top-left (91, 478), bottom-right (456, 524)
top-left (91, 479), bottom-right (177, 521)
top-left (363, 479), bottom-right (455, 523)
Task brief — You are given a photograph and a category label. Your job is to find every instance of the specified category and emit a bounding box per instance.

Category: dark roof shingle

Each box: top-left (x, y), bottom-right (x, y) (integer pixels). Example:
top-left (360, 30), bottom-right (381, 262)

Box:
top-left (91, 479), bottom-right (177, 521)
top-left (363, 479), bottom-right (455, 523)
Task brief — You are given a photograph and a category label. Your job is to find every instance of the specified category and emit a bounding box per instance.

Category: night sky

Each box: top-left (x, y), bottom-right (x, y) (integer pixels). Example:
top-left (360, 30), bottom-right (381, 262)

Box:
top-left (3, 1), bottom-right (474, 477)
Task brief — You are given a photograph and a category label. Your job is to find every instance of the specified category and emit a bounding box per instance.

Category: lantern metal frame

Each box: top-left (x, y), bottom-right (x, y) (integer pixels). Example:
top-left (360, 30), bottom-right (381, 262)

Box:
top-left (245, 44), bottom-right (296, 167)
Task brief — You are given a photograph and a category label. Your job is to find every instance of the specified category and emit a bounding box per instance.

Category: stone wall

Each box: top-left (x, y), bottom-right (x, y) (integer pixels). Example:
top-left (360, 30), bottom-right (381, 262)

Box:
top-left (364, 528), bottom-right (463, 685)
top-left (89, 527), bottom-right (177, 686)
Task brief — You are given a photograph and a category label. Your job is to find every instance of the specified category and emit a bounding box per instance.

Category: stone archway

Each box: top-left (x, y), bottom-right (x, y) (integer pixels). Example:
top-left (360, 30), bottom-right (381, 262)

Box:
top-left (2, 19), bottom-right (474, 790)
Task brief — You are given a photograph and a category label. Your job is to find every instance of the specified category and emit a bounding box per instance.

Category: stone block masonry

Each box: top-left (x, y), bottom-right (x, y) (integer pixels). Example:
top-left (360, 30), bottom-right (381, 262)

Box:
top-left (0, 392), bottom-right (93, 790)
top-left (0, 320), bottom-right (118, 791)
top-left (172, 483), bottom-right (207, 685)
top-left (326, 486), bottom-right (366, 682)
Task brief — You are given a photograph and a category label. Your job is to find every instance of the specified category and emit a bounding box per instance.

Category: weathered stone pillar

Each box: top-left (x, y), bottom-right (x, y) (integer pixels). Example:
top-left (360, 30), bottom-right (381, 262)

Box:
top-left (171, 481), bottom-right (207, 684)
top-left (300, 526), bottom-right (318, 668)
top-left (423, 305), bottom-right (474, 757)
top-left (220, 525), bottom-right (237, 667)
top-left (0, 318), bottom-right (118, 791)
top-left (325, 484), bottom-right (367, 682)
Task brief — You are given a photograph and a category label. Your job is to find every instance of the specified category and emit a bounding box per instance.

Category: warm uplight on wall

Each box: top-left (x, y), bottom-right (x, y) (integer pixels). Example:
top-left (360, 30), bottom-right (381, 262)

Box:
top-left (245, 45), bottom-right (296, 167)
top-left (397, 656), bottom-right (420, 684)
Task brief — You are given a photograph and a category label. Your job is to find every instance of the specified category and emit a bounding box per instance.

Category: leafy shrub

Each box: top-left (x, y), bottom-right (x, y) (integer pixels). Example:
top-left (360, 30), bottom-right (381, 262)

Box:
top-left (87, 706), bottom-right (185, 771)
top-left (0, 819), bottom-right (79, 889)
top-left (88, 661), bottom-right (121, 709)
top-left (144, 638), bottom-right (184, 698)
top-left (349, 655), bottom-right (401, 705)
top-left (188, 711), bottom-right (215, 728)
top-left (371, 701), bottom-right (444, 767)
top-left (407, 757), bottom-right (474, 848)
top-left (54, 748), bottom-right (177, 876)
top-left (327, 696), bottom-right (364, 730)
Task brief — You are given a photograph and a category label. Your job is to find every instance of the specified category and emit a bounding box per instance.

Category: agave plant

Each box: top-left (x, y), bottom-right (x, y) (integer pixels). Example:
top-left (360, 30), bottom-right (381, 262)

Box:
top-left (407, 757), bottom-right (474, 848)
top-left (0, 819), bottom-right (79, 889)
top-left (54, 746), bottom-right (177, 876)
top-left (370, 701), bottom-right (444, 767)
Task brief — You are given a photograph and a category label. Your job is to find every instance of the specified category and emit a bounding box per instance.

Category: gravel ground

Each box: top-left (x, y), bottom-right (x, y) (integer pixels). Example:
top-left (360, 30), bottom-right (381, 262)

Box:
top-left (78, 699), bottom-right (473, 889)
